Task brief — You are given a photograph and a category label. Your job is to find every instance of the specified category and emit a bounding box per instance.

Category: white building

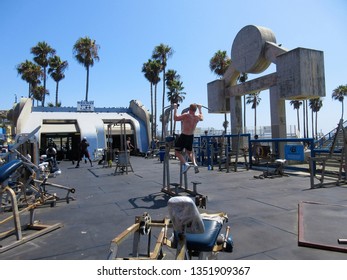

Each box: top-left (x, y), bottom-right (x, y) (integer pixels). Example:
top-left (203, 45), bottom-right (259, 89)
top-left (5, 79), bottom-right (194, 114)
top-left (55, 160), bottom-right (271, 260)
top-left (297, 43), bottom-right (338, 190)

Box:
top-left (12, 98), bottom-right (151, 161)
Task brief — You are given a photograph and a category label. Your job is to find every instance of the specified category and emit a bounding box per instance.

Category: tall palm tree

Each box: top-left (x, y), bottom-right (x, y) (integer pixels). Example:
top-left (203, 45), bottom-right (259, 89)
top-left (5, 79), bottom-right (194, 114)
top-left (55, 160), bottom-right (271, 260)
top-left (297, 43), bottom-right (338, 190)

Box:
top-left (332, 85), bottom-right (347, 119)
top-left (16, 60), bottom-right (43, 97)
top-left (290, 100), bottom-right (303, 136)
top-left (165, 69), bottom-right (180, 133)
top-left (31, 41), bottom-right (56, 106)
top-left (142, 59), bottom-right (161, 140)
top-left (309, 98), bottom-right (323, 139)
top-left (209, 50), bottom-right (231, 133)
top-left (152, 43), bottom-right (173, 140)
top-left (73, 36), bottom-right (100, 101)
top-left (166, 72), bottom-right (186, 134)
top-left (48, 55), bottom-right (68, 106)
top-left (246, 92), bottom-right (261, 135)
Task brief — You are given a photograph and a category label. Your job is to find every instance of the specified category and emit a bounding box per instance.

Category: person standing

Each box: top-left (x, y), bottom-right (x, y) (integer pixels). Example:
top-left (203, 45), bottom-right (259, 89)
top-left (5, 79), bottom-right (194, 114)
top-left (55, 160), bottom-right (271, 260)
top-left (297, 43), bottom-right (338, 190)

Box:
top-left (75, 137), bottom-right (92, 168)
top-left (173, 103), bottom-right (203, 174)
top-left (126, 137), bottom-right (134, 153)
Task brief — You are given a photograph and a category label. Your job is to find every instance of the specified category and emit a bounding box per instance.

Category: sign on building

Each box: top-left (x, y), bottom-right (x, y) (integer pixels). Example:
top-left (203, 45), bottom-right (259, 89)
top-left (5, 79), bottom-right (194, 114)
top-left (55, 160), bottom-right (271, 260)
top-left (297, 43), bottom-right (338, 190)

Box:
top-left (77, 100), bottom-right (94, 112)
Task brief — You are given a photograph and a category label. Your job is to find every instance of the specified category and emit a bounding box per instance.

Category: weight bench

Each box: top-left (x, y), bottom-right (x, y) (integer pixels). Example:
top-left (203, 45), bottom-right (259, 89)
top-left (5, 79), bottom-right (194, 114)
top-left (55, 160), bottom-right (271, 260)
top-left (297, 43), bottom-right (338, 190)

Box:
top-left (108, 197), bottom-right (233, 260)
top-left (254, 158), bottom-right (288, 179)
top-left (167, 196), bottom-right (233, 259)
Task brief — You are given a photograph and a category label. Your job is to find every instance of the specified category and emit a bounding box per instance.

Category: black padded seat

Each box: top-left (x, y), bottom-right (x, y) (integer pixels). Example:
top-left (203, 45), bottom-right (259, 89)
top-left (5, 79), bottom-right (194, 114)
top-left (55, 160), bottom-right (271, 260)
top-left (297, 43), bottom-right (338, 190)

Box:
top-left (185, 219), bottom-right (223, 252)
top-left (0, 160), bottom-right (23, 184)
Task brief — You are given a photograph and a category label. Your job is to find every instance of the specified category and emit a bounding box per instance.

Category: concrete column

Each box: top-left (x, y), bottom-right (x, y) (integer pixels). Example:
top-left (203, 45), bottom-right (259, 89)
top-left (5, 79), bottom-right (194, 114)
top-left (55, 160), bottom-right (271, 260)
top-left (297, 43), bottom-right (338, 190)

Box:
top-left (229, 95), bottom-right (243, 150)
top-left (270, 86), bottom-right (286, 139)
top-left (270, 85), bottom-right (286, 157)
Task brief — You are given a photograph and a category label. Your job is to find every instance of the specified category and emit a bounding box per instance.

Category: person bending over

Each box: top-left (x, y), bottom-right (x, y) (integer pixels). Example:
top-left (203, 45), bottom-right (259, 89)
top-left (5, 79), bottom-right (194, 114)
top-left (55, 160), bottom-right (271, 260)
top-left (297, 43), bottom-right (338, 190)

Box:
top-left (173, 103), bottom-right (203, 174)
top-left (76, 137), bottom-right (93, 168)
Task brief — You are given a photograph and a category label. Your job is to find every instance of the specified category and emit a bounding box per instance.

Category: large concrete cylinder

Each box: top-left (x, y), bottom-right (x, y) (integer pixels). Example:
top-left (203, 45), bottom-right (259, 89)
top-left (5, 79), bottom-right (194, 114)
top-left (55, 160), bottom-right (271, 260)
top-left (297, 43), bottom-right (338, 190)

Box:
top-left (231, 25), bottom-right (276, 74)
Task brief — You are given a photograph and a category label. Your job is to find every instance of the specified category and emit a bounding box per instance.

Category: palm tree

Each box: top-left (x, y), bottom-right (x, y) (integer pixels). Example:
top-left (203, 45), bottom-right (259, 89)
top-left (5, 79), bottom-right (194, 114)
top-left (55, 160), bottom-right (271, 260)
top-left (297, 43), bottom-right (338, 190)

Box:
top-left (16, 60), bottom-right (43, 97)
top-left (209, 50), bottom-right (231, 133)
top-left (152, 44), bottom-right (173, 140)
top-left (305, 100), bottom-right (309, 138)
top-left (47, 102), bottom-right (61, 107)
top-left (165, 69), bottom-right (180, 86)
top-left (31, 41), bottom-right (56, 106)
top-left (167, 79), bottom-right (186, 105)
top-left (309, 98), bottom-right (323, 139)
top-left (332, 85), bottom-right (347, 119)
top-left (290, 100), bottom-right (303, 136)
top-left (73, 36), bottom-right (100, 101)
top-left (31, 85), bottom-right (48, 106)
top-left (48, 55), bottom-right (68, 106)
top-left (209, 50), bottom-right (231, 76)
top-left (165, 69), bottom-right (180, 132)
top-left (142, 59), bottom-right (161, 140)
top-left (166, 73), bottom-right (186, 134)
top-left (301, 100), bottom-right (308, 138)
top-left (246, 92), bottom-right (261, 135)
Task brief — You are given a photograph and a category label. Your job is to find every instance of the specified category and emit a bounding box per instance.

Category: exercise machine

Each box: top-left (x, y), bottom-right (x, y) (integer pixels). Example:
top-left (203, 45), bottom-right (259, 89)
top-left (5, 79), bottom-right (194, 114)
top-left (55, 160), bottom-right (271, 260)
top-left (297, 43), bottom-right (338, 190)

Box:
top-left (0, 159), bottom-right (62, 253)
top-left (108, 196), bottom-right (233, 260)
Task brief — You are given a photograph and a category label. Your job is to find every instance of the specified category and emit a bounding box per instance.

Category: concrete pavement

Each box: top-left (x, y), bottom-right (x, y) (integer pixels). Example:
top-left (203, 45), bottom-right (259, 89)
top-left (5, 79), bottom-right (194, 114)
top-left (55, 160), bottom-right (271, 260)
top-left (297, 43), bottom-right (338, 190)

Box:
top-left (1, 156), bottom-right (347, 260)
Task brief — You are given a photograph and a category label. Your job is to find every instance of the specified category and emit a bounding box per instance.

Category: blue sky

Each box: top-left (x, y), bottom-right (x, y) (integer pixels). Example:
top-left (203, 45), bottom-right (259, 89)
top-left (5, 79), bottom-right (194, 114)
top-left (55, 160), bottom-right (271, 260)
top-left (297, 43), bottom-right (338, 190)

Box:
top-left (1, 0), bottom-right (346, 135)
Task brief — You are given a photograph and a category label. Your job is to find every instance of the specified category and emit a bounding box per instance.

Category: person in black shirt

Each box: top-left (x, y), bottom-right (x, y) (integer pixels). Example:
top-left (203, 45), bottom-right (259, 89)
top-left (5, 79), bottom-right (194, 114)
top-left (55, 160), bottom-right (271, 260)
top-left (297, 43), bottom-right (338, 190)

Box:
top-left (75, 137), bottom-right (93, 168)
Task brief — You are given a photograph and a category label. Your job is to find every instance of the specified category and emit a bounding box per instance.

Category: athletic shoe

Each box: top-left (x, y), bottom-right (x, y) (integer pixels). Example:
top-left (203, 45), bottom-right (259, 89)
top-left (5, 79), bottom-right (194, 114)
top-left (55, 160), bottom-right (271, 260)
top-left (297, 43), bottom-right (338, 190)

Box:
top-left (182, 164), bottom-right (191, 174)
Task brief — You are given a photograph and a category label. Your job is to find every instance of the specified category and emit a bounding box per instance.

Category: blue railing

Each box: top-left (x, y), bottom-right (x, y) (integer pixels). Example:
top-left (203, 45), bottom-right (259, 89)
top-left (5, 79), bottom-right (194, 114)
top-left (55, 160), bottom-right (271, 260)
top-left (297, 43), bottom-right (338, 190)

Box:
top-left (195, 135), bottom-right (316, 172)
top-left (315, 119), bottom-right (347, 149)
top-left (249, 137), bottom-right (315, 170)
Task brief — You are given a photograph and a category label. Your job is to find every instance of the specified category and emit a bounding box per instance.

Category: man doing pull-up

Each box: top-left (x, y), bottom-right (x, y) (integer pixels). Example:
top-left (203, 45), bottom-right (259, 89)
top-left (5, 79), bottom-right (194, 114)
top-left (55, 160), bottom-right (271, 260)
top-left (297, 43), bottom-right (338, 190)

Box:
top-left (173, 103), bottom-right (203, 174)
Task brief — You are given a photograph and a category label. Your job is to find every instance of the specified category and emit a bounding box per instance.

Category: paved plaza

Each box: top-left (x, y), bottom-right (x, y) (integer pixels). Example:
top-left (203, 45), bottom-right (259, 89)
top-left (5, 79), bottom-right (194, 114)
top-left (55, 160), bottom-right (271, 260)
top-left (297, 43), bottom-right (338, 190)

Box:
top-left (1, 156), bottom-right (347, 260)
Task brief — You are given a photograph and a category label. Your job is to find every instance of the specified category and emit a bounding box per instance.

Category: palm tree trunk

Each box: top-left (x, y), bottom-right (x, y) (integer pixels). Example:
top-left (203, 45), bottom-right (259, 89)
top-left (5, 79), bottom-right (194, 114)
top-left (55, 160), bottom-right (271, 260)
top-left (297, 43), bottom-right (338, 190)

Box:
top-left (150, 83), bottom-right (154, 140)
top-left (55, 82), bottom-right (59, 106)
top-left (154, 83), bottom-right (158, 139)
top-left (315, 112), bottom-right (318, 139)
top-left (85, 66), bottom-right (90, 101)
top-left (161, 68), bottom-right (166, 140)
top-left (42, 66), bottom-right (47, 107)
top-left (302, 101), bottom-right (307, 138)
top-left (170, 105), bottom-right (173, 135)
